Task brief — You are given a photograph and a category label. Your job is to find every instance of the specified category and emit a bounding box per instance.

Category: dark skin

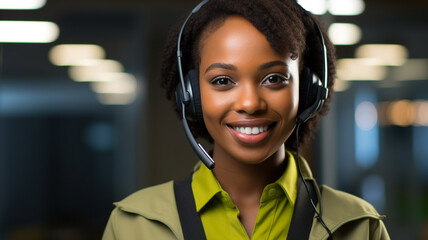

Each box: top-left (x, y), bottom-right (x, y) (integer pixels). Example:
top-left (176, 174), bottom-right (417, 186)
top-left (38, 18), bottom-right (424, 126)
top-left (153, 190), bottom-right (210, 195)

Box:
top-left (198, 16), bottom-right (300, 237)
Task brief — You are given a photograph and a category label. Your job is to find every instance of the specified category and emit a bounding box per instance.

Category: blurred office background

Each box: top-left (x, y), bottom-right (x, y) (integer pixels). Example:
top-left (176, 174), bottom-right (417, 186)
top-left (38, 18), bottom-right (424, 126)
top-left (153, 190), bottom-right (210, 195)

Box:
top-left (0, 0), bottom-right (427, 239)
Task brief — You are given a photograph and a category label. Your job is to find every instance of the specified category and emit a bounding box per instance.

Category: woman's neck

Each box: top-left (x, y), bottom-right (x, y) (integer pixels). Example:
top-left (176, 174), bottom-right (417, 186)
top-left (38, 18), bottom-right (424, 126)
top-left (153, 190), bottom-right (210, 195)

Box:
top-left (211, 145), bottom-right (287, 205)
top-left (211, 145), bottom-right (287, 237)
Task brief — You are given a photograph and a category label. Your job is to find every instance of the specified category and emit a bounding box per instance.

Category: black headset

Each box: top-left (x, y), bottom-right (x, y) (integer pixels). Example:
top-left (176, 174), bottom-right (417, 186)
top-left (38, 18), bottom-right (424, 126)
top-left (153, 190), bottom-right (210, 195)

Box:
top-left (175, 0), bottom-right (329, 169)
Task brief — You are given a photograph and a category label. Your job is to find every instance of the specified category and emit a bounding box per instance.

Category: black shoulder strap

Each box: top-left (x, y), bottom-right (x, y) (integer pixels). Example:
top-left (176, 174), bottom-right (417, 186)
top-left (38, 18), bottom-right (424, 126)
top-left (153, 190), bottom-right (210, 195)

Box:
top-left (287, 177), bottom-right (318, 240)
top-left (174, 174), bottom-right (207, 240)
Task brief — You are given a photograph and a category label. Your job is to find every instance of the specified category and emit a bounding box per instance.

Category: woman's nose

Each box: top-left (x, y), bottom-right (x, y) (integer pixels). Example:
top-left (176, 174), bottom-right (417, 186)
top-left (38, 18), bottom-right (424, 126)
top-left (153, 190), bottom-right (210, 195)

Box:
top-left (233, 83), bottom-right (267, 115)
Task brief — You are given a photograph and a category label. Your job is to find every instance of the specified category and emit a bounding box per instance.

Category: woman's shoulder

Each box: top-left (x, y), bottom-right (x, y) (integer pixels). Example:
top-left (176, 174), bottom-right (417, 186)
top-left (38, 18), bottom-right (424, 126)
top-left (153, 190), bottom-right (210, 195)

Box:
top-left (321, 185), bottom-right (382, 217)
top-left (114, 181), bottom-right (176, 216)
top-left (103, 181), bottom-right (183, 240)
top-left (314, 185), bottom-right (390, 240)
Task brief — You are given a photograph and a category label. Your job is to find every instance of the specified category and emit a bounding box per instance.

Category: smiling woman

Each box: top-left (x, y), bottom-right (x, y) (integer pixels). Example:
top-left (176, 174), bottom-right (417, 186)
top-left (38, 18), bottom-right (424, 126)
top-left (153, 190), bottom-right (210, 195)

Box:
top-left (199, 16), bottom-right (299, 168)
top-left (199, 19), bottom-right (299, 235)
top-left (103, 0), bottom-right (390, 239)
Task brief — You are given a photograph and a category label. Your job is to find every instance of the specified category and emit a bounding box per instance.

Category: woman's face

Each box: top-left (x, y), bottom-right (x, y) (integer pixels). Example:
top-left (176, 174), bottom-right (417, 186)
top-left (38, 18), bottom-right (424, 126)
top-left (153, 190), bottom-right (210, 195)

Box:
top-left (199, 16), bottom-right (299, 165)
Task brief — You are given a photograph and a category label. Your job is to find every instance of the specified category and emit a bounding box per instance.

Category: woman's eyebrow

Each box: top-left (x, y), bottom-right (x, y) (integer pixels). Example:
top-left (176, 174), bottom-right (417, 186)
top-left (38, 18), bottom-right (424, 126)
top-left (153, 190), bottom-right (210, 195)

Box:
top-left (204, 61), bottom-right (287, 73)
top-left (258, 60), bottom-right (288, 70)
top-left (205, 63), bottom-right (237, 73)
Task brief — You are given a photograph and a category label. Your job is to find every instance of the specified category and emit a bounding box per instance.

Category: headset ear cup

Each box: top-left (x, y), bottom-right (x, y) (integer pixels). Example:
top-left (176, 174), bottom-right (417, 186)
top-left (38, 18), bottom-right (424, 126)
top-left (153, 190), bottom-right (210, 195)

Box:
top-left (175, 78), bottom-right (185, 116)
top-left (187, 69), bottom-right (204, 122)
top-left (175, 69), bottom-right (204, 122)
top-left (298, 66), bottom-right (323, 123)
top-left (298, 67), bottom-right (312, 116)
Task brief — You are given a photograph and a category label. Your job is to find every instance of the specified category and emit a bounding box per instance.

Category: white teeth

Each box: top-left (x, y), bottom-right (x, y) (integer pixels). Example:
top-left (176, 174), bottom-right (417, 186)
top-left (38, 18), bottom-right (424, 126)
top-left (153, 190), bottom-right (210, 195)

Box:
top-left (245, 127), bottom-right (252, 134)
top-left (233, 126), bottom-right (269, 135)
top-left (252, 127), bottom-right (259, 134)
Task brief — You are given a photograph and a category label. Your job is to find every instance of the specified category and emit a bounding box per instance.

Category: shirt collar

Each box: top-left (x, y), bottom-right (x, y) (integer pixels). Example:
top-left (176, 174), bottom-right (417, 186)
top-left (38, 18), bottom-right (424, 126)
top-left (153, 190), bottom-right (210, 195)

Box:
top-left (276, 150), bottom-right (298, 205)
top-left (192, 162), bottom-right (223, 212)
top-left (192, 150), bottom-right (299, 212)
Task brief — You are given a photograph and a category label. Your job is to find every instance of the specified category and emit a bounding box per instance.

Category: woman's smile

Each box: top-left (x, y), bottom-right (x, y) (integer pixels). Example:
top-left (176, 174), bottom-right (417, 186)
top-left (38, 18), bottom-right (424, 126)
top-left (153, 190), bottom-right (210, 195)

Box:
top-left (226, 120), bottom-right (275, 144)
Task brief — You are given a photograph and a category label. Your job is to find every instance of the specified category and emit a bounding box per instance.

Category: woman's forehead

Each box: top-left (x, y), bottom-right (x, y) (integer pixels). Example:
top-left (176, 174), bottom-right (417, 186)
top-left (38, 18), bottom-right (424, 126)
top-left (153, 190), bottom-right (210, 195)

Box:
top-left (200, 17), bottom-right (289, 60)
top-left (196, 14), bottom-right (301, 66)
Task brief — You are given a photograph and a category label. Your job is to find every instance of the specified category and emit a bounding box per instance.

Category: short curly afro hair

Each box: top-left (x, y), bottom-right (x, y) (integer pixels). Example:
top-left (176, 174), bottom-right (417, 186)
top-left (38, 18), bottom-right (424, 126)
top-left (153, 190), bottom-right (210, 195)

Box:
top-left (160, 0), bottom-right (336, 151)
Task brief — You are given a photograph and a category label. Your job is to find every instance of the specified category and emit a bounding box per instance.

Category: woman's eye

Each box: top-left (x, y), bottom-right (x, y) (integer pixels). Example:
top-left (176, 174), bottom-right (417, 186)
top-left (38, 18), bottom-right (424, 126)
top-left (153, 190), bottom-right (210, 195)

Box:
top-left (262, 74), bottom-right (289, 86)
top-left (211, 77), bottom-right (234, 86)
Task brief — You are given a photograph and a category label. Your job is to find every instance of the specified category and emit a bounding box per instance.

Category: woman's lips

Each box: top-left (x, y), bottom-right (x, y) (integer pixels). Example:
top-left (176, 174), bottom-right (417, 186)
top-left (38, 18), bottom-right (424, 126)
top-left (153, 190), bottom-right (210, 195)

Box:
top-left (227, 121), bottom-right (275, 144)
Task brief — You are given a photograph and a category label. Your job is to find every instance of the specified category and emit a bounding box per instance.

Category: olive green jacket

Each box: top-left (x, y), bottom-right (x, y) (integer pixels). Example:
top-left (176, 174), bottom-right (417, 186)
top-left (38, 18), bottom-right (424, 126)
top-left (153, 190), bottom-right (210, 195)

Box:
top-left (103, 161), bottom-right (390, 240)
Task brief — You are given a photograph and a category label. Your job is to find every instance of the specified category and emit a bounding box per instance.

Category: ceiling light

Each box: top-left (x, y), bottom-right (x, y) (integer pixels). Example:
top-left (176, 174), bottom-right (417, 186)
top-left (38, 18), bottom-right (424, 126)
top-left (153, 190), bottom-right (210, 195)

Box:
top-left (0, 21), bottom-right (59, 43)
top-left (355, 44), bottom-right (408, 66)
top-left (329, 0), bottom-right (365, 16)
top-left (337, 58), bottom-right (387, 81)
top-left (91, 72), bottom-right (135, 82)
top-left (97, 93), bottom-right (136, 105)
top-left (91, 73), bottom-right (137, 94)
top-left (328, 23), bottom-right (362, 45)
top-left (68, 59), bottom-right (124, 82)
top-left (0, 0), bottom-right (46, 10)
top-left (49, 44), bottom-right (105, 66)
top-left (298, 0), bottom-right (328, 15)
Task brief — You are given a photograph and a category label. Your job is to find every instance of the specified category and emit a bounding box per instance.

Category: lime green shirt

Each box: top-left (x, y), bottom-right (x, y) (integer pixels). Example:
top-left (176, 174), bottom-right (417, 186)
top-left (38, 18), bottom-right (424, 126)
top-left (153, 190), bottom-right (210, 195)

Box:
top-left (191, 151), bottom-right (298, 239)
